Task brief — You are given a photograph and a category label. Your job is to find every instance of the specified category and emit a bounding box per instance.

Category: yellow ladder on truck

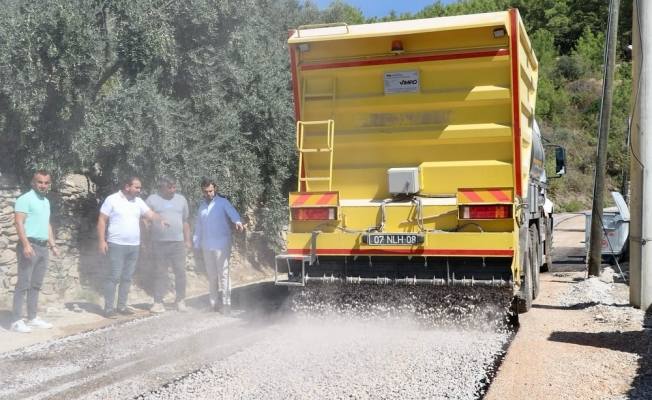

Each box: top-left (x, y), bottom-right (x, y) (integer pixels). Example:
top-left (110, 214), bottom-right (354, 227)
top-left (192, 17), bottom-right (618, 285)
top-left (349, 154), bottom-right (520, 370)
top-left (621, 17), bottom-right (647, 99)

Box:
top-left (296, 119), bottom-right (335, 191)
top-left (296, 76), bottom-right (336, 191)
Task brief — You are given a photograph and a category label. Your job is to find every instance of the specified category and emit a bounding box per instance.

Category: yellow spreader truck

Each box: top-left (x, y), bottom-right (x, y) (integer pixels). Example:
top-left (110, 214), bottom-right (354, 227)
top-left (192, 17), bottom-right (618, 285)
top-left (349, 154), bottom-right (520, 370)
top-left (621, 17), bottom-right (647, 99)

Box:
top-left (275, 9), bottom-right (566, 318)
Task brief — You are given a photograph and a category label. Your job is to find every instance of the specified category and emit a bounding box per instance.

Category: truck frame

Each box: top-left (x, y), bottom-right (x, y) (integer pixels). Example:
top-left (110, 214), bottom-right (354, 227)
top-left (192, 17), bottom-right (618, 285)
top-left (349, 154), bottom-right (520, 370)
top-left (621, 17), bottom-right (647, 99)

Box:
top-left (275, 9), bottom-right (566, 315)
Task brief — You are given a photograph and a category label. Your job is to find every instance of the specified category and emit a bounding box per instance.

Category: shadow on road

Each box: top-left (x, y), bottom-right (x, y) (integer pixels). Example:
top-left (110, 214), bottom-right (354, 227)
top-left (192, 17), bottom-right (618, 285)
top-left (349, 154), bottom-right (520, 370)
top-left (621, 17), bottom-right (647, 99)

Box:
top-left (533, 302), bottom-right (633, 311)
top-left (0, 310), bottom-right (14, 331)
top-left (550, 243), bottom-right (605, 273)
top-left (63, 301), bottom-right (104, 316)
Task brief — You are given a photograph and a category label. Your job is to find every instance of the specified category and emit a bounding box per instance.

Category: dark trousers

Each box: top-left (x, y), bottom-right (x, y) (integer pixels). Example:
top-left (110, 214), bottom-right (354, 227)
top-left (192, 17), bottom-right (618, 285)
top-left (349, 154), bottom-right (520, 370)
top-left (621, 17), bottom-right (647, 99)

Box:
top-left (104, 243), bottom-right (139, 310)
top-left (152, 241), bottom-right (187, 303)
top-left (12, 242), bottom-right (48, 323)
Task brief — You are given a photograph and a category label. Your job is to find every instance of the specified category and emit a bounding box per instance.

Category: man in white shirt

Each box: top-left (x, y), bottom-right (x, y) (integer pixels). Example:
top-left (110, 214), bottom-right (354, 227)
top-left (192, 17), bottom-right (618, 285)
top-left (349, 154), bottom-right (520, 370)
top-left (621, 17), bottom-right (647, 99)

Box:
top-left (97, 176), bottom-right (169, 318)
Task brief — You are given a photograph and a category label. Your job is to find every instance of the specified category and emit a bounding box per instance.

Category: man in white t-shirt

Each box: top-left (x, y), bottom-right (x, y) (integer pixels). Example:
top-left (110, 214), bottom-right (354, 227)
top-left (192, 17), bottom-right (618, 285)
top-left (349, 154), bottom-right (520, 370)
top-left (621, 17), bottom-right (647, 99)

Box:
top-left (97, 176), bottom-right (169, 318)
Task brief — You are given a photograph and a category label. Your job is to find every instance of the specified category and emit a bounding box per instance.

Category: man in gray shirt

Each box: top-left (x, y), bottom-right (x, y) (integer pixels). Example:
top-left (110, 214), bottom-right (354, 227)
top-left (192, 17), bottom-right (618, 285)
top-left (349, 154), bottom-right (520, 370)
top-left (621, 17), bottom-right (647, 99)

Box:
top-left (143, 174), bottom-right (192, 312)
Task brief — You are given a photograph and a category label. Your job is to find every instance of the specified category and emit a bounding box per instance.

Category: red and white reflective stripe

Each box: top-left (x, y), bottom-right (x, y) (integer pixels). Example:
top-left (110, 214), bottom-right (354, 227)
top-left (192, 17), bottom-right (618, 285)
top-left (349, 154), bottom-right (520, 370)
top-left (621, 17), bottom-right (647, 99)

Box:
top-left (458, 188), bottom-right (513, 204)
top-left (291, 192), bottom-right (337, 206)
top-left (301, 49), bottom-right (509, 71)
top-left (289, 192), bottom-right (338, 207)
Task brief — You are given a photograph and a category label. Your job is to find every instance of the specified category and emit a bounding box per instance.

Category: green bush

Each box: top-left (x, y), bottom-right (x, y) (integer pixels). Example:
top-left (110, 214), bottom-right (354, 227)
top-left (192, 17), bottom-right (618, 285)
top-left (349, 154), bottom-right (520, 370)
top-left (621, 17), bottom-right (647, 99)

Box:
top-left (558, 199), bottom-right (585, 213)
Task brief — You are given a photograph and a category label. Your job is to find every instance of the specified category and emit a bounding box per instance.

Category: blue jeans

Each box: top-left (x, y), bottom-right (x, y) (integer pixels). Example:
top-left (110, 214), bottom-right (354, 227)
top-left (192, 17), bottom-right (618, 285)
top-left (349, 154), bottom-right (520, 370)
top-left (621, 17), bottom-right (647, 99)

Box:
top-left (104, 243), bottom-right (139, 310)
top-left (12, 242), bottom-right (48, 322)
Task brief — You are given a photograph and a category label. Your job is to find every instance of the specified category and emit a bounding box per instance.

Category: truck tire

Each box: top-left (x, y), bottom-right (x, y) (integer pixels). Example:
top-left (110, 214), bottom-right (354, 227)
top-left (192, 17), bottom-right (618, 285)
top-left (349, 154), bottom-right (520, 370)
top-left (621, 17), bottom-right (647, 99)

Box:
top-left (530, 225), bottom-right (540, 300)
top-left (517, 243), bottom-right (533, 313)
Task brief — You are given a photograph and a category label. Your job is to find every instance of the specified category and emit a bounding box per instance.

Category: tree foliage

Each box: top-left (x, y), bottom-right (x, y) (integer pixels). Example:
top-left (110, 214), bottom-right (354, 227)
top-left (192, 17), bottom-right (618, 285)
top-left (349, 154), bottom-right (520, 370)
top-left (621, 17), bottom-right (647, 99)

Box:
top-left (0, 0), bottom-right (354, 251)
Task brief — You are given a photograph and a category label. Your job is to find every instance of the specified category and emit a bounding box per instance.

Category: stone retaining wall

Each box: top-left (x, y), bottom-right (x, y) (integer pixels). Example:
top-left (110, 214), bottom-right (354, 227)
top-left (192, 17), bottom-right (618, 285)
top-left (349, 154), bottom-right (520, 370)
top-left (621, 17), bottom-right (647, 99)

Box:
top-left (0, 186), bottom-right (21, 295)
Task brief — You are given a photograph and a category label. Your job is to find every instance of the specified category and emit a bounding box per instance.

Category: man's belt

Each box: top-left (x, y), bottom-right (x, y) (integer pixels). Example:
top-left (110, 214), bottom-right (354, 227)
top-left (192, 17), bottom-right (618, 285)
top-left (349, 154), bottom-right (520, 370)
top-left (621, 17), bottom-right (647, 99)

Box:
top-left (27, 238), bottom-right (48, 247)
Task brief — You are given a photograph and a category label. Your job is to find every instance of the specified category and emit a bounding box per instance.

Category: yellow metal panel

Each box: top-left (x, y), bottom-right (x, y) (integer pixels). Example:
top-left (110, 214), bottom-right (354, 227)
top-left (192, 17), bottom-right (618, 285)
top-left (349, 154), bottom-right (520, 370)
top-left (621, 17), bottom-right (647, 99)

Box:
top-left (420, 161), bottom-right (513, 195)
top-left (289, 12), bottom-right (510, 43)
top-left (301, 57), bottom-right (510, 101)
top-left (296, 46), bottom-right (517, 198)
top-left (297, 144), bottom-right (515, 198)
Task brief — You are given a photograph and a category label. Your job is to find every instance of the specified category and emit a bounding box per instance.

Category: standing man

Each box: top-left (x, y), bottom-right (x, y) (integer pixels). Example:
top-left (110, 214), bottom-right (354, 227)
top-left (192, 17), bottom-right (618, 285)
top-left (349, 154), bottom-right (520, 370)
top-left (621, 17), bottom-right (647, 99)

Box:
top-left (10, 170), bottom-right (60, 333)
top-left (143, 174), bottom-right (192, 313)
top-left (97, 176), bottom-right (169, 319)
top-left (193, 179), bottom-right (243, 315)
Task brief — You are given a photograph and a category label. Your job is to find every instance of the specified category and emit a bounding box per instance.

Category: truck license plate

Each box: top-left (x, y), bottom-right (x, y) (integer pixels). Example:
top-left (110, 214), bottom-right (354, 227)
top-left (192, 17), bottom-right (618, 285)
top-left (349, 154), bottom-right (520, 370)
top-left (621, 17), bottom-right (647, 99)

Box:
top-left (366, 234), bottom-right (420, 246)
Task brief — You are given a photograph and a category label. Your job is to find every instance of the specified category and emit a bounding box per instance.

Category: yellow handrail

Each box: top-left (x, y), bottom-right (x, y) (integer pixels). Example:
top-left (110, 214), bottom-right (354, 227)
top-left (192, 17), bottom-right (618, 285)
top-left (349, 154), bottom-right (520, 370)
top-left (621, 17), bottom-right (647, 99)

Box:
top-left (296, 120), bottom-right (335, 191)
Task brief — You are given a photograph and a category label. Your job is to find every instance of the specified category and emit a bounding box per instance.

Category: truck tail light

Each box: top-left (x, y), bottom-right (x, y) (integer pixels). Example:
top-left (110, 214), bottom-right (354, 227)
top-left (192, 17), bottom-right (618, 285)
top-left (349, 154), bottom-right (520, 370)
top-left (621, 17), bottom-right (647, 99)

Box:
top-left (291, 207), bottom-right (337, 221)
top-left (460, 205), bottom-right (511, 219)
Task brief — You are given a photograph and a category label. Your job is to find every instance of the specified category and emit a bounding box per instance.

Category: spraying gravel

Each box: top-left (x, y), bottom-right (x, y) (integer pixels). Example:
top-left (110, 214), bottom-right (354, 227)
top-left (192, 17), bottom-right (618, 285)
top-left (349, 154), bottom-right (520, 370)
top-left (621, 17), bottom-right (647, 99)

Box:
top-left (140, 321), bottom-right (511, 399)
top-left (291, 284), bottom-right (515, 331)
top-left (138, 284), bottom-right (515, 399)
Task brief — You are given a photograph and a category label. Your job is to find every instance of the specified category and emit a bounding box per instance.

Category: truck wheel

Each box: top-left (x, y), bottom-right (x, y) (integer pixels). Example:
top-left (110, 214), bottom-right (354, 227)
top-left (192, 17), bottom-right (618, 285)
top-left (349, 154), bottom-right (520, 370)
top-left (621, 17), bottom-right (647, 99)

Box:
top-left (530, 225), bottom-right (540, 300)
top-left (517, 244), bottom-right (533, 313)
top-left (507, 298), bottom-right (520, 327)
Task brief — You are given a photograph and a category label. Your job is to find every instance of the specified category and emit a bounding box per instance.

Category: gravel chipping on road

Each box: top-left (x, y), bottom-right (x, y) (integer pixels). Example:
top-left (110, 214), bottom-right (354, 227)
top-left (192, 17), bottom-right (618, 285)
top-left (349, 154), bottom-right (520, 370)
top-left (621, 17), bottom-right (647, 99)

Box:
top-left (140, 321), bottom-right (511, 400)
top-left (558, 269), bottom-right (646, 326)
top-left (139, 284), bottom-right (515, 399)
top-left (0, 311), bottom-right (233, 399)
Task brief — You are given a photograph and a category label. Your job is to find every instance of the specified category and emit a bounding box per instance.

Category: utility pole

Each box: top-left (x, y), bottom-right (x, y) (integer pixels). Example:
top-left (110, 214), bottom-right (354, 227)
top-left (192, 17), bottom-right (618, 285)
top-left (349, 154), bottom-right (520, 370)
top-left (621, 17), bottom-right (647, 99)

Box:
top-left (630, 0), bottom-right (652, 310)
top-left (588, 0), bottom-right (620, 277)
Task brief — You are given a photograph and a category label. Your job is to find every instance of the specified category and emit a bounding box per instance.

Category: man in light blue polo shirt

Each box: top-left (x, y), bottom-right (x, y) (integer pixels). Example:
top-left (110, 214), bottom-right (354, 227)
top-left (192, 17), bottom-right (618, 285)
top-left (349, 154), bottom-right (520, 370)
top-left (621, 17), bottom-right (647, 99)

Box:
top-left (11, 170), bottom-right (61, 333)
top-left (193, 178), bottom-right (243, 315)
top-left (97, 176), bottom-right (169, 319)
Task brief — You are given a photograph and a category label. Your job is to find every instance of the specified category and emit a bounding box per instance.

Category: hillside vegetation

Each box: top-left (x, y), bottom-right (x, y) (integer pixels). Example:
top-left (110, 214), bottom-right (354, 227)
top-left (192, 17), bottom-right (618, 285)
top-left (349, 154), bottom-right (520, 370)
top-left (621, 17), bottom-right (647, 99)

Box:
top-left (0, 0), bottom-right (633, 252)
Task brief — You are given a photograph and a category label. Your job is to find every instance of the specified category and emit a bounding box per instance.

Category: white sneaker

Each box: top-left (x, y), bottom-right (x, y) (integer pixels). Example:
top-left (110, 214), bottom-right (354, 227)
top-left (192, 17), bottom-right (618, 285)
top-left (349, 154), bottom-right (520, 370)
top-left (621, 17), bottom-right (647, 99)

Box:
top-left (26, 316), bottom-right (53, 329)
top-left (175, 300), bottom-right (187, 312)
top-left (150, 302), bottom-right (165, 313)
top-left (11, 320), bottom-right (32, 333)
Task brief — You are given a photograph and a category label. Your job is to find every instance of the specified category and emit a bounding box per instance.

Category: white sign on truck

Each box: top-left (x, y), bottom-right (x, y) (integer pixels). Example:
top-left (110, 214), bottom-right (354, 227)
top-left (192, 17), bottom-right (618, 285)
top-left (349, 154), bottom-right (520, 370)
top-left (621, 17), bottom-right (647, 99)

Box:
top-left (384, 70), bottom-right (420, 95)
